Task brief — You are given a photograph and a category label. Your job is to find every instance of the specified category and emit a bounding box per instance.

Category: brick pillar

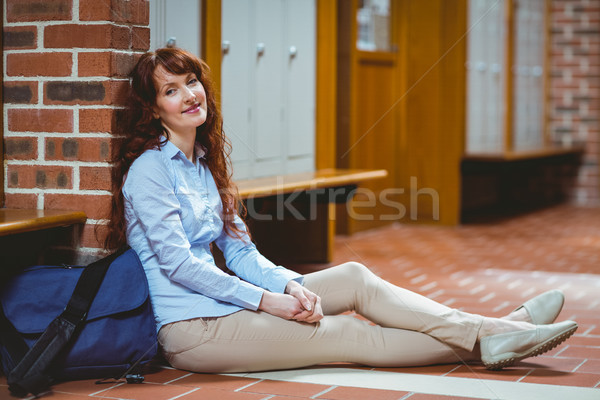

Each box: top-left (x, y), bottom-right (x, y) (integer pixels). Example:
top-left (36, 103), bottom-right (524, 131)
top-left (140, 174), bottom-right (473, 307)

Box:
top-left (3, 0), bottom-right (150, 258)
top-left (549, 0), bottom-right (600, 206)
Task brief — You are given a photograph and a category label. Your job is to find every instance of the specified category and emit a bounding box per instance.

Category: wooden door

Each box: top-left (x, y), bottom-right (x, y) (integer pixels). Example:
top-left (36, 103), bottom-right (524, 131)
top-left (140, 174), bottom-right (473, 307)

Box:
top-left (337, 0), bottom-right (467, 231)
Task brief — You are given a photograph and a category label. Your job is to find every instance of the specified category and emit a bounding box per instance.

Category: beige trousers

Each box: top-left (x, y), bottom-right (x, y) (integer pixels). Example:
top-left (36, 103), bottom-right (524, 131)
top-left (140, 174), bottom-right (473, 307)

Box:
top-left (158, 262), bottom-right (484, 373)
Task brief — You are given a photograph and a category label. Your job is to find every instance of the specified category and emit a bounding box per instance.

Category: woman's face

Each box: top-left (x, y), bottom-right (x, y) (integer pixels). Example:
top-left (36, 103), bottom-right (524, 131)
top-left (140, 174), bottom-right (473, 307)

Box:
top-left (152, 65), bottom-right (208, 137)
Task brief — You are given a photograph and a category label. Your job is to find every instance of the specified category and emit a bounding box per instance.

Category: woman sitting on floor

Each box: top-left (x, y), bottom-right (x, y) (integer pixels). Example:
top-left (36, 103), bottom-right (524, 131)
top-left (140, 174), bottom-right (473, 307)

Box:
top-left (105, 47), bottom-right (577, 373)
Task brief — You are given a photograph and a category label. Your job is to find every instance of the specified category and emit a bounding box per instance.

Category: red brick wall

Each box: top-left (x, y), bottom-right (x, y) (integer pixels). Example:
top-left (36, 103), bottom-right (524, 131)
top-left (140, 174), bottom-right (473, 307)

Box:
top-left (3, 0), bottom-right (150, 256)
top-left (550, 0), bottom-right (600, 205)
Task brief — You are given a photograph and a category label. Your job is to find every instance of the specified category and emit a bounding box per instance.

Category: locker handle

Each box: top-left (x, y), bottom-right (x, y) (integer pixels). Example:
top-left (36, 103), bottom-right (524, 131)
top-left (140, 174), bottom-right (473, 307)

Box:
top-left (289, 46), bottom-right (297, 58)
top-left (257, 43), bottom-right (266, 57)
top-left (222, 40), bottom-right (231, 54)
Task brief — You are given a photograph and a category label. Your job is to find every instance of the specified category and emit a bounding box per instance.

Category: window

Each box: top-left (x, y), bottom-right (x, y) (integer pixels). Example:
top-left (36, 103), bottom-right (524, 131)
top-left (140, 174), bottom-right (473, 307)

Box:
top-left (356, 0), bottom-right (391, 52)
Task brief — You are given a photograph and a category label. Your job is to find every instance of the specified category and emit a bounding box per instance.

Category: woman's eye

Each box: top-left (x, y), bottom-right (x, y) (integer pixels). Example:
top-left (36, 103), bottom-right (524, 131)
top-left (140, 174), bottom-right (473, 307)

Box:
top-left (188, 78), bottom-right (198, 85)
top-left (165, 88), bottom-right (176, 95)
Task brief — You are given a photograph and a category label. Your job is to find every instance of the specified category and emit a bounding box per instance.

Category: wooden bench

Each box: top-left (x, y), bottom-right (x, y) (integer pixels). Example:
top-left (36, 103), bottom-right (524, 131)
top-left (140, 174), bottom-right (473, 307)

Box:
top-left (0, 168), bottom-right (386, 269)
top-left (462, 145), bottom-right (585, 162)
top-left (235, 168), bottom-right (387, 264)
top-left (461, 146), bottom-right (584, 221)
top-left (0, 209), bottom-right (87, 237)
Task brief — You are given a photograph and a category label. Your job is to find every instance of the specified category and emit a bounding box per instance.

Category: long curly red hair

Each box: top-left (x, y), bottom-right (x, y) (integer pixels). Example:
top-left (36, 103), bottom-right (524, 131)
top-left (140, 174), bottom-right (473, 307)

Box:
top-left (104, 48), bottom-right (244, 250)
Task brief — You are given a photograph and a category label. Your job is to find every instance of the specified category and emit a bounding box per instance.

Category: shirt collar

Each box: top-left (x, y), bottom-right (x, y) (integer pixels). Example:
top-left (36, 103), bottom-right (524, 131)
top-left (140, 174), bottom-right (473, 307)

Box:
top-left (159, 136), bottom-right (207, 161)
top-left (195, 143), bottom-right (206, 160)
top-left (159, 137), bottom-right (180, 159)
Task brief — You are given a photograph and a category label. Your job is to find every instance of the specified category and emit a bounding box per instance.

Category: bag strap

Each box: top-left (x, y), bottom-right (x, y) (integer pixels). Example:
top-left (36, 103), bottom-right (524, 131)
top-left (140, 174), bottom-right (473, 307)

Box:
top-left (6, 248), bottom-right (128, 397)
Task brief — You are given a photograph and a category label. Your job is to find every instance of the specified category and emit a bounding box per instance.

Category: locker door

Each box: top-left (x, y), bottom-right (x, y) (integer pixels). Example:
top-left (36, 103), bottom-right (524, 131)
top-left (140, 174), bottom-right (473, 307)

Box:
top-left (149, 0), bottom-right (201, 55)
top-left (513, 0), bottom-right (545, 151)
top-left (466, 0), bottom-right (504, 153)
top-left (285, 0), bottom-right (316, 173)
top-left (222, 0), bottom-right (253, 179)
top-left (466, 0), bottom-right (486, 153)
top-left (253, 0), bottom-right (285, 177)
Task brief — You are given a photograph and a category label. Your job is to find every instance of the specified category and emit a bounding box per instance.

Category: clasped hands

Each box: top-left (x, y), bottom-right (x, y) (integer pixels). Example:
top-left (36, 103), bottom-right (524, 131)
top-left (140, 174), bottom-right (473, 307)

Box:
top-left (258, 280), bottom-right (323, 323)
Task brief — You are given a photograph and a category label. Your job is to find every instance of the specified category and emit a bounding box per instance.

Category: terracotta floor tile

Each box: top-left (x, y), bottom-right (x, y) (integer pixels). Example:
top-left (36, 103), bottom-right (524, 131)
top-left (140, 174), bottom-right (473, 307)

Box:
top-left (520, 369), bottom-right (600, 387)
top-left (241, 380), bottom-right (332, 397)
top-left (90, 381), bottom-right (194, 399)
top-left (542, 346), bottom-right (571, 357)
top-left (176, 387), bottom-right (267, 400)
top-left (316, 386), bottom-right (409, 400)
top-left (51, 379), bottom-right (112, 396)
top-left (556, 345), bottom-right (600, 359)
top-left (570, 311), bottom-right (600, 321)
top-left (172, 373), bottom-right (260, 391)
top-left (144, 367), bottom-right (194, 384)
top-left (584, 326), bottom-right (600, 336)
top-left (446, 364), bottom-right (530, 382)
top-left (520, 356), bottom-right (585, 372)
top-left (567, 316), bottom-right (600, 325)
top-left (576, 359), bottom-right (600, 374)
top-left (565, 335), bottom-right (600, 347)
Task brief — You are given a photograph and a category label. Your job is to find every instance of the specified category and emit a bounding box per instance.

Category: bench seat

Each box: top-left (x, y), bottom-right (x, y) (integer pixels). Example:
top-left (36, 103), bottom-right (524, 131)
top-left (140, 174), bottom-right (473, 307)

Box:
top-left (463, 145), bottom-right (584, 162)
top-left (235, 168), bottom-right (387, 264)
top-left (0, 209), bottom-right (87, 237)
top-left (236, 168), bottom-right (387, 198)
top-left (461, 146), bottom-right (584, 221)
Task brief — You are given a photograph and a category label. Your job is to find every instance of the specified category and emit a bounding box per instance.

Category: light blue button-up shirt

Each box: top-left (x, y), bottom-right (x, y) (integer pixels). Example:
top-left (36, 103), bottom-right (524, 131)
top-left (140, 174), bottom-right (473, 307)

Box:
top-left (123, 139), bottom-right (303, 330)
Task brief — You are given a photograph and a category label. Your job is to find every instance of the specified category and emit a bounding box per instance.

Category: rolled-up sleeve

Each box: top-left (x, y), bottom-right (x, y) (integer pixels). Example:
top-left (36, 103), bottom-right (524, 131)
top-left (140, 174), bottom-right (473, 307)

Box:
top-left (124, 154), bottom-right (265, 310)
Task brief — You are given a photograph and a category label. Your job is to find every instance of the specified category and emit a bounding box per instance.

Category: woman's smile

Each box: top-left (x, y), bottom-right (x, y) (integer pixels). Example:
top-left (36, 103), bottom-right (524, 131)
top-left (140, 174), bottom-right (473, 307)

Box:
top-left (183, 103), bottom-right (201, 114)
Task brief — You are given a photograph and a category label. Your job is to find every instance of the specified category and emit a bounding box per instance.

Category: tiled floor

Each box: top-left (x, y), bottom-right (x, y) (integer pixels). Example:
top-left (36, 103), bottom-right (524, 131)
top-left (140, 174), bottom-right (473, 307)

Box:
top-left (2, 204), bottom-right (599, 399)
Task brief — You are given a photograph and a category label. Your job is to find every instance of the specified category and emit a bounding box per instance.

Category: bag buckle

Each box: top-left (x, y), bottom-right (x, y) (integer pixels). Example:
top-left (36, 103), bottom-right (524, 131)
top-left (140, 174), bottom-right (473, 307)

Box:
top-left (60, 307), bottom-right (88, 325)
top-left (126, 374), bottom-right (145, 384)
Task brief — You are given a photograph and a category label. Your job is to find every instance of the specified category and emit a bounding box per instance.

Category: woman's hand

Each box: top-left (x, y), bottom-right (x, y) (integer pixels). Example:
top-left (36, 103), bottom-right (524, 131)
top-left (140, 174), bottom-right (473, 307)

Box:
top-left (285, 281), bottom-right (324, 323)
top-left (258, 291), bottom-right (305, 320)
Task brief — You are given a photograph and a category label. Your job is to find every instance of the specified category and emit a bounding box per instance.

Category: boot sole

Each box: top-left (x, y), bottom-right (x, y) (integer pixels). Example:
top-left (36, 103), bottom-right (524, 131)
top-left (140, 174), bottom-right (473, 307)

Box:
top-left (483, 324), bottom-right (578, 370)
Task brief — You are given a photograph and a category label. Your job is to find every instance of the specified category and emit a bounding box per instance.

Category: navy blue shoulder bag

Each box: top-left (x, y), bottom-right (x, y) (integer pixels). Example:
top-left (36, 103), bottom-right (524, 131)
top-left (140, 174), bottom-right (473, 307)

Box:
top-left (0, 248), bottom-right (157, 397)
